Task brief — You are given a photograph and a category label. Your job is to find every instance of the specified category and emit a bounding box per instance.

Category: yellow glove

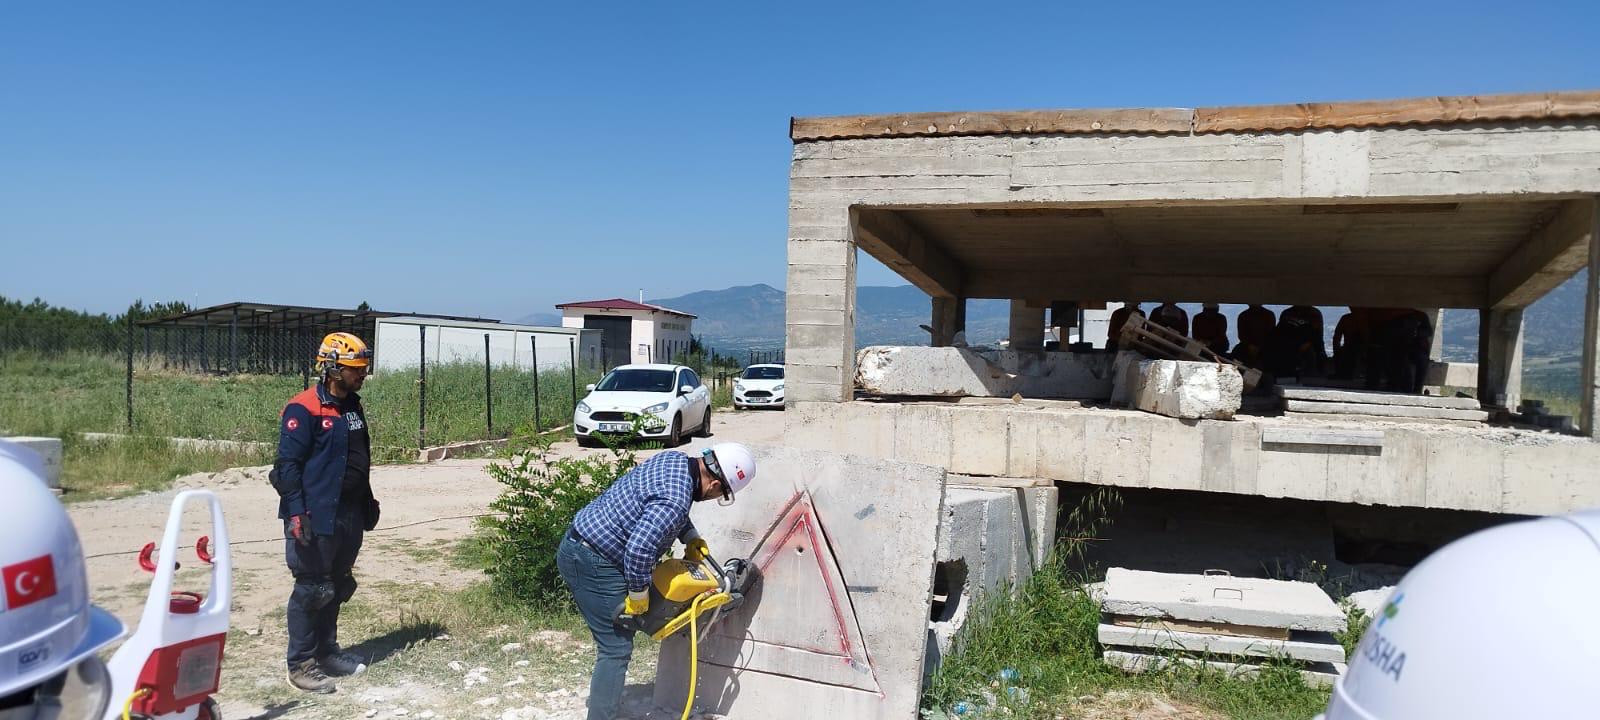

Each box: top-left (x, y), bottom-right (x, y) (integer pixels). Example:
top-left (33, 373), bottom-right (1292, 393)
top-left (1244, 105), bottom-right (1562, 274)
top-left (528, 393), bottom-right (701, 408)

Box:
top-left (684, 538), bottom-right (711, 563)
top-left (623, 590), bottom-right (649, 616)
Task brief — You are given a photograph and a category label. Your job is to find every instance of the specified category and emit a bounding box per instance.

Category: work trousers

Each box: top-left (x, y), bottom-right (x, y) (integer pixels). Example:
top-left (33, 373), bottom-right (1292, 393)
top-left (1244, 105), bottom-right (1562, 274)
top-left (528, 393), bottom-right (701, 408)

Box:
top-left (284, 501), bottom-right (365, 668)
top-left (558, 529), bottom-right (636, 720)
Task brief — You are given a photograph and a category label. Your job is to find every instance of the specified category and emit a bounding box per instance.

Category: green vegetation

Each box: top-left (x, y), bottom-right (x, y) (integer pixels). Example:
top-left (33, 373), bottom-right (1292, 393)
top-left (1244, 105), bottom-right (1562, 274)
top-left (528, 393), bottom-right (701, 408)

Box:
top-left (924, 489), bottom-right (1335, 719)
top-left (60, 434), bottom-right (273, 501)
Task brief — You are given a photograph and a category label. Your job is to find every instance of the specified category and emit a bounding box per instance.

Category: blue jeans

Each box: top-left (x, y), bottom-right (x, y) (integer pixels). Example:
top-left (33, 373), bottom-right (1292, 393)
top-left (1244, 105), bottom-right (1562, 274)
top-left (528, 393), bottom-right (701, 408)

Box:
top-left (558, 530), bottom-right (636, 720)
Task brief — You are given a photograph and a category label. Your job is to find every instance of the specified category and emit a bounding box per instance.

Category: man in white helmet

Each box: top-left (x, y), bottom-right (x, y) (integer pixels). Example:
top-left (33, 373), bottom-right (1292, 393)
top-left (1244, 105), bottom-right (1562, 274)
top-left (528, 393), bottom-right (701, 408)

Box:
top-left (1322, 509), bottom-right (1600, 719)
top-left (0, 440), bottom-right (126, 720)
top-left (559, 442), bottom-right (756, 720)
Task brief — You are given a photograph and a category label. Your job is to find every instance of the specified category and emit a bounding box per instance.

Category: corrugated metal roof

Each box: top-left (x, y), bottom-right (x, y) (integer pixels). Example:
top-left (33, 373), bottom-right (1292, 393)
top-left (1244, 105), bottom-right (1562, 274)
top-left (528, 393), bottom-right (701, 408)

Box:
top-left (791, 90), bottom-right (1600, 141)
top-left (555, 298), bottom-right (697, 319)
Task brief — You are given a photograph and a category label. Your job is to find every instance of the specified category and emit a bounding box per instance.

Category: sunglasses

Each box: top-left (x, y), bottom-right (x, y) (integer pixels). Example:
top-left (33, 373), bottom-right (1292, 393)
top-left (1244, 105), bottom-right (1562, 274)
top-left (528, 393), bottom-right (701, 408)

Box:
top-left (701, 448), bottom-right (736, 506)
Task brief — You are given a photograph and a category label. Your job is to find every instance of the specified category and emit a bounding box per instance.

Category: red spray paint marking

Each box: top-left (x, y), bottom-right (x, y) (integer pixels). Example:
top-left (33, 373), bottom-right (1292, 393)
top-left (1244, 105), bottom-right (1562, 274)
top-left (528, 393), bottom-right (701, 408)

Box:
top-left (755, 499), bottom-right (854, 663)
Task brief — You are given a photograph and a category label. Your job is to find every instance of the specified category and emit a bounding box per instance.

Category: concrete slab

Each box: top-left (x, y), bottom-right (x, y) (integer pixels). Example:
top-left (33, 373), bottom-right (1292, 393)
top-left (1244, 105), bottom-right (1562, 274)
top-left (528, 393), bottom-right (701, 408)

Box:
top-left (1260, 426), bottom-right (1384, 448)
top-left (653, 445), bottom-right (945, 720)
top-left (1102, 649), bottom-right (1344, 689)
top-left (1097, 623), bottom-right (1346, 664)
top-left (1277, 386), bottom-right (1481, 410)
top-left (1344, 586), bottom-right (1396, 619)
top-left (1424, 361), bottom-right (1478, 389)
top-left (855, 346), bottom-right (1114, 400)
top-left (1100, 568), bottom-right (1346, 632)
top-left (1284, 400), bottom-right (1489, 422)
top-left (5, 436), bottom-right (62, 489)
top-left (1134, 361), bottom-right (1243, 420)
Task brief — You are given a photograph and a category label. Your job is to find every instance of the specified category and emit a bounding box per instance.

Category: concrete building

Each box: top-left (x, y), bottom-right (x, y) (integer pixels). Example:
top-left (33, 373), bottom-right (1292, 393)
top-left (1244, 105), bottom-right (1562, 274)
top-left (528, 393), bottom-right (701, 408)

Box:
top-left (557, 298), bottom-right (695, 368)
top-left (783, 91), bottom-right (1600, 519)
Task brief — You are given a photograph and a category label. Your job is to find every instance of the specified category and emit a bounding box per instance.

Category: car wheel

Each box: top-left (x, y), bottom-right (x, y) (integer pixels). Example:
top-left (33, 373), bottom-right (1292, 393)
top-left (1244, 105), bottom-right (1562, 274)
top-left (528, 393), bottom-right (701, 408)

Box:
top-left (668, 415), bottom-right (683, 447)
top-left (696, 408), bottom-right (712, 438)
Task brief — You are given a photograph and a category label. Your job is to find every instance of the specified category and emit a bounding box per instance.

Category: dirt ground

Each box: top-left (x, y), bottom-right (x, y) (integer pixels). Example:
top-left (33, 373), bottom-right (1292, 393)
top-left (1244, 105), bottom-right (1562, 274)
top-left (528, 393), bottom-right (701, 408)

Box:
top-left (69, 408), bottom-right (786, 720)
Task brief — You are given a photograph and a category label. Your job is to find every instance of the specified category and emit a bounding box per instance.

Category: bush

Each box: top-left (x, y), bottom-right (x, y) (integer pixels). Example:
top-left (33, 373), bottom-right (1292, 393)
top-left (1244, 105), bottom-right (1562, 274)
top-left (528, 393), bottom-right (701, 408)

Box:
top-left (482, 433), bottom-right (642, 607)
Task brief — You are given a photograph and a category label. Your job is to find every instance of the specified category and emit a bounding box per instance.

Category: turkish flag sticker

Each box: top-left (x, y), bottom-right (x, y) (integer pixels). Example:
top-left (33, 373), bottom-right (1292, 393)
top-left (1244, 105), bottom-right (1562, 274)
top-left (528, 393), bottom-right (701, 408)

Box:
top-left (285, 418), bottom-right (300, 431)
top-left (321, 418), bottom-right (334, 430)
top-left (3, 555), bottom-right (57, 611)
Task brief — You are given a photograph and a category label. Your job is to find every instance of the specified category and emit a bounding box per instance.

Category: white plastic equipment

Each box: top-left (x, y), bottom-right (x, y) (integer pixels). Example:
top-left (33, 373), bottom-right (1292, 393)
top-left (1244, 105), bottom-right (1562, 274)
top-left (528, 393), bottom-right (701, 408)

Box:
top-left (104, 490), bottom-right (232, 720)
top-left (1320, 509), bottom-right (1600, 719)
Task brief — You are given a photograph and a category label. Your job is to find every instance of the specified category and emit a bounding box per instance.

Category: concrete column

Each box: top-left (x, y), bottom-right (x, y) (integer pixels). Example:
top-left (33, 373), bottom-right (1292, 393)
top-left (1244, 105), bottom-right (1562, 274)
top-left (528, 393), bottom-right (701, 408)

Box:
top-left (1477, 307), bottom-right (1525, 410)
top-left (1008, 300), bottom-right (1045, 351)
top-left (784, 212), bottom-right (856, 403)
top-left (1424, 308), bottom-right (1444, 361)
top-left (931, 296), bottom-right (962, 347)
top-left (1582, 198), bottom-right (1600, 437)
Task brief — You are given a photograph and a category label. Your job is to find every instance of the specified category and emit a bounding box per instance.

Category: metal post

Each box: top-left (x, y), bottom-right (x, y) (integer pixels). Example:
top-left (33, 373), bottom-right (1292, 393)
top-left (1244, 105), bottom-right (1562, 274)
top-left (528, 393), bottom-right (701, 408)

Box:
top-left (125, 314), bottom-right (134, 430)
top-left (531, 335), bottom-right (542, 433)
top-left (569, 336), bottom-right (578, 412)
top-left (484, 333), bottom-right (493, 437)
top-left (162, 327), bottom-right (170, 370)
top-left (419, 325), bottom-right (427, 451)
top-left (200, 317), bottom-right (209, 373)
top-left (228, 307), bottom-right (239, 374)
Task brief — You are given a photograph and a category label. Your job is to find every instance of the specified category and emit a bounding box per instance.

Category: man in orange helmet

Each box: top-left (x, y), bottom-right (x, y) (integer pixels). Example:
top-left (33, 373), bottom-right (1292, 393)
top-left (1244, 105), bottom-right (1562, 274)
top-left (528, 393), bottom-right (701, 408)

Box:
top-left (270, 331), bottom-right (379, 693)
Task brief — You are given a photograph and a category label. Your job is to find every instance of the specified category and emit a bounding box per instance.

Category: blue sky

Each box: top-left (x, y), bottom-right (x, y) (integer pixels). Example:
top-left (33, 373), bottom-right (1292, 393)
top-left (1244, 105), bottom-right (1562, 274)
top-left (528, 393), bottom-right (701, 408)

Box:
top-left (2, 2), bottom-right (1595, 320)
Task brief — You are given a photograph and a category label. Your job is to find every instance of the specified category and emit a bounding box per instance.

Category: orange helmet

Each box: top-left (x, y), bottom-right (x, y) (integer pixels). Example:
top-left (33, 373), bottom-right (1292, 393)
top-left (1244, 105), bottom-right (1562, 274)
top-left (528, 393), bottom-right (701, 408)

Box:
top-left (316, 332), bottom-right (371, 373)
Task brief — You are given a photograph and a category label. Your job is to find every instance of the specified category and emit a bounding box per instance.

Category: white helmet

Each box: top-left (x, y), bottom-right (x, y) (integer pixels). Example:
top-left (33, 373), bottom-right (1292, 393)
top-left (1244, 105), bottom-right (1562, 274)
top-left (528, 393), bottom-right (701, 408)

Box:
top-left (0, 441), bottom-right (125, 718)
top-left (1323, 509), bottom-right (1600, 720)
top-left (701, 443), bottom-right (756, 504)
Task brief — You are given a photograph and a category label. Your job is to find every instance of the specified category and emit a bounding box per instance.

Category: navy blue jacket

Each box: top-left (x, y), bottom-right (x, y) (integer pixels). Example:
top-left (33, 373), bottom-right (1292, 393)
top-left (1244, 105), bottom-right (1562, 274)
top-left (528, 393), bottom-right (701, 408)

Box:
top-left (273, 383), bottom-right (368, 536)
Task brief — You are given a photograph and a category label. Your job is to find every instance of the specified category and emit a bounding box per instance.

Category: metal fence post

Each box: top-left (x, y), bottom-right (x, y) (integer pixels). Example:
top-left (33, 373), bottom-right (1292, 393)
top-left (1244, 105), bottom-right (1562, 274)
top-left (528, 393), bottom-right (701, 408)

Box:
top-left (418, 324), bottom-right (427, 451)
top-left (569, 337), bottom-right (577, 413)
top-left (125, 314), bottom-right (134, 430)
top-left (484, 333), bottom-right (493, 437)
top-left (531, 335), bottom-right (541, 433)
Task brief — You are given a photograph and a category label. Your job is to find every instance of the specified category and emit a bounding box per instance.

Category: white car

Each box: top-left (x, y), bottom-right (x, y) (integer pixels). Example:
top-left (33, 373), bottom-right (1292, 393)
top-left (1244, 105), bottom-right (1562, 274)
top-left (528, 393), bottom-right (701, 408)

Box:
top-left (733, 364), bottom-right (784, 409)
top-left (574, 363), bottom-right (712, 447)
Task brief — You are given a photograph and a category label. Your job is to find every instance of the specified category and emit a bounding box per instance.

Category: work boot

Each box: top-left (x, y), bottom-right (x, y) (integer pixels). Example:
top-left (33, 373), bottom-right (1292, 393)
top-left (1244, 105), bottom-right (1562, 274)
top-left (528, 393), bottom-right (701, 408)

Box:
top-left (287, 659), bottom-right (336, 694)
top-left (317, 649), bottom-right (368, 677)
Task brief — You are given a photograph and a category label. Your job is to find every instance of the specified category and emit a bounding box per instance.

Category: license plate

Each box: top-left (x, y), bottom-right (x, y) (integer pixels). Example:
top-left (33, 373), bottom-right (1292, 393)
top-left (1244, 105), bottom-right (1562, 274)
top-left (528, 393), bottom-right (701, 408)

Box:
top-left (598, 423), bottom-right (630, 432)
top-left (747, 398), bottom-right (767, 403)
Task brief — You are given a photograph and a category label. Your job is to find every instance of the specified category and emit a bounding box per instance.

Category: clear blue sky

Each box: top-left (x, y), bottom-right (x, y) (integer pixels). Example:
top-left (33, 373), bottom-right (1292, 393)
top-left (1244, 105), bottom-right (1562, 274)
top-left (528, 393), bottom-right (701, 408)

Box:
top-left (3, 2), bottom-right (1595, 320)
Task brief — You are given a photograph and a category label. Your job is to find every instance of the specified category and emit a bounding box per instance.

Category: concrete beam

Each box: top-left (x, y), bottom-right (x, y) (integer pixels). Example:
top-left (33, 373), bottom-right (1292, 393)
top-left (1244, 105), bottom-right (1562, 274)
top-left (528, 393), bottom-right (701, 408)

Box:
top-left (1424, 308), bottom-right (1444, 361)
top-left (964, 270), bottom-right (1486, 307)
top-left (930, 296), bottom-right (965, 347)
top-left (1584, 198), bottom-right (1600, 437)
top-left (1477, 307), bottom-right (1525, 410)
top-left (855, 209), bottom-right (963, 299)
top-left (1007, 301), bottom-right (1045, 350)
top-left (1489, 199), bottom-right (1597, 309)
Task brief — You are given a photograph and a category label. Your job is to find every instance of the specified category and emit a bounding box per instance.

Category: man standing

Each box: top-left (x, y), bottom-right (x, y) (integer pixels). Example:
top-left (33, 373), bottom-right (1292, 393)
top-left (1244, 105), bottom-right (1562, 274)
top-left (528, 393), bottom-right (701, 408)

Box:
top-left (271, 331), bottom-right (379, 694)
top-left (560, 442), bottom-right (757, 720)
top-left (1150, 301), bottom-right (1190, 337)
top-left (1191, 303), bottom-right (1230, 355)
top-left (1106, 302), bottom-right (1143, 351)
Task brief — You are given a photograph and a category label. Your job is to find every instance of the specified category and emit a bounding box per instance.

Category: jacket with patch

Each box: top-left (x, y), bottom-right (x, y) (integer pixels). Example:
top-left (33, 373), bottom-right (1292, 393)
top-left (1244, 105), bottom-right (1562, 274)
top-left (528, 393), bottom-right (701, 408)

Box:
top-left (272, 383), bottom-right (371, 536)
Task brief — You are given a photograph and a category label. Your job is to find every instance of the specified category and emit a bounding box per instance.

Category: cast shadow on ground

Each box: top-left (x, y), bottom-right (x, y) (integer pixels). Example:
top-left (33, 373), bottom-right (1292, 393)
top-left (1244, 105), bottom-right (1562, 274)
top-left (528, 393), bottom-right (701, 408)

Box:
top-left (238, 701), bottom-right (300, 720)
top-left (346, 619), bottom-right (448, 666)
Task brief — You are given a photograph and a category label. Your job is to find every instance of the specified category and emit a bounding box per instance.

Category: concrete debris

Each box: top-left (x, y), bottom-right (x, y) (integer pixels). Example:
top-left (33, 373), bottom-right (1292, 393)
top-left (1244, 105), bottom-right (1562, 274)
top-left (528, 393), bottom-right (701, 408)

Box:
top-left (1102, 649), bottom-right (1344, 689)
top-left (1133, 360), bottom-right (1243, 420)
top-left (1344, 586), bottom-right (1397, 618)
top-left (1097, 622), bottom-right (1345, 663)
top-left (1100, 568), bottom-right (1346, 632)
top-left (499, 642), bottom-right (523, 654)
top-left (474, 696), bottom-right (500, 707)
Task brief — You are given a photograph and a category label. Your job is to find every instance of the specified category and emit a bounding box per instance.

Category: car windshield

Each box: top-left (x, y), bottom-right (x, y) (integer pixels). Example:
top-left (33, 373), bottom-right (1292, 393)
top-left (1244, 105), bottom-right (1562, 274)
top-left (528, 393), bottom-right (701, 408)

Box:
top-left (742, 366), bottom-right (784, 380)
top-left (596, 369), bottom-right (675, 393)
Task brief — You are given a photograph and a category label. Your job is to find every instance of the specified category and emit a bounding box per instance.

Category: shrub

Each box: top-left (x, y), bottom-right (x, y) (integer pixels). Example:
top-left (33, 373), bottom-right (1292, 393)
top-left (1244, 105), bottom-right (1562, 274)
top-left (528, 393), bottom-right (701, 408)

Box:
top-left (482, 433), bottom-right (643, 607)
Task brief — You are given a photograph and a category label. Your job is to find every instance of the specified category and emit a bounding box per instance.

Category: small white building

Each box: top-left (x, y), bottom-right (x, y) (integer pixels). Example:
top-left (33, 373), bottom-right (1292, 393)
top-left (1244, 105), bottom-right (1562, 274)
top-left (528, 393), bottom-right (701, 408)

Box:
top-left (557, 298), bottom-right (696, 368)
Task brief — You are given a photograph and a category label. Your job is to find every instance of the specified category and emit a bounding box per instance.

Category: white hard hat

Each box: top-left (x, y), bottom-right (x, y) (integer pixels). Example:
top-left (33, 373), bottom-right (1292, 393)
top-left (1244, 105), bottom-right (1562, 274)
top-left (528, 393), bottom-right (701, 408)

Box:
top-left (0, 441), bottom-right (125, 711)
top-left (702, 443), bottom-right (756, 504)
top-left (1323, 510), bottom-right (1600, 720)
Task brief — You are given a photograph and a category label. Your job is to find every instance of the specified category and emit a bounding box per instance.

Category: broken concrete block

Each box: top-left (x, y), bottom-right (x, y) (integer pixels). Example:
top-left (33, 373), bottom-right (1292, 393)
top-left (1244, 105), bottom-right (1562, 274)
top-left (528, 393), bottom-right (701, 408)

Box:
top-left (857, 346), bottom-right (1015, 397)
top-left (1102, 649), bottom-right (1344, 689)
top-left (855, 346), bottom-right (1113, 400)
top-left (653, 445), bottom-right (945, 720)
top-left (1109, 350), bottom-right (1145, 407)
top-left (1100, 568), bottom-right (1346, 632)
top-left (1424, 360), bottom-right (1478, 389)
top-left (4, 437), bottom-right (61, 489)
top-left (1097, 622), bottom-right (1346, 663)
top-left (1133, 360), bottom-right (1243, 420)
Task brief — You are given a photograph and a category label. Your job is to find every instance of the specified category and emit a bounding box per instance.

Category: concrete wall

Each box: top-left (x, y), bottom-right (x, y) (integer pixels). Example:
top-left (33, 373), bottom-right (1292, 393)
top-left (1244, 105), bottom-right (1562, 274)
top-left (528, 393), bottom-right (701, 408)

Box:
top-left (785, 400), bottom-right (1600, 516)
top-left (786, 125), bottom-right (1600, 404)
top-left (373, 318), bottom-right (597, 374)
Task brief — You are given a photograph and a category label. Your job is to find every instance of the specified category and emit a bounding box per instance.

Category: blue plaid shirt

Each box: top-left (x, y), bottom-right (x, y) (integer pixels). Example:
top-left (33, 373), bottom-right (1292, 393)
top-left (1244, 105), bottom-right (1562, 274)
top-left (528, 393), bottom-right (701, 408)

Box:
top-left (572, 451), bottom-right (699, 592)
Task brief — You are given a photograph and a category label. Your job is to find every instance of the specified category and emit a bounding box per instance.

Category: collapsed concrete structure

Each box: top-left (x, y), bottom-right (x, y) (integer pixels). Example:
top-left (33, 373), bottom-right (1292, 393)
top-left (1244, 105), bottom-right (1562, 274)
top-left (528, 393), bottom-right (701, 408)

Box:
top-left (785, 92), bottom-right (1600, 512)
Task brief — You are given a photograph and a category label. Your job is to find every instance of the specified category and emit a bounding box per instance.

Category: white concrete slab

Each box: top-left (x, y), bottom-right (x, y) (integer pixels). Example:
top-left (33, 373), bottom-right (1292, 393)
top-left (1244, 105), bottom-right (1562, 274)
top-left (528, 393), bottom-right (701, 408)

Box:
top-left (4, 437), bottom-right (61, 489)
top-left (1100, 568), bottom-right (1346, 632)
top-left (1102, 649), bottom-right (1344, 689)
top-left (1260, 427), bottom-right (1384, 448)
top-left (1277, 386), bottom-right (1481, 410)
top-left (653, 446), bottom-right (945, 720)
top-left (1097, 623), bottom-right (1346, 664)
top-left (1283, 399), bottom-right (1489, 422)
top-left (855, 346), bottom-right (1114, 399)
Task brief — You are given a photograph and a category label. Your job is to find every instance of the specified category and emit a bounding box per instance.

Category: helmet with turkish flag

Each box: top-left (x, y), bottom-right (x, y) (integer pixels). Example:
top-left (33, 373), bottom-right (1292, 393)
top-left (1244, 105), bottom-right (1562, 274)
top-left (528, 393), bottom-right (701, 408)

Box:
top-left (701, 443), bottom-right (756, 505)
top-left (0, 440), bottom-right (125, 718)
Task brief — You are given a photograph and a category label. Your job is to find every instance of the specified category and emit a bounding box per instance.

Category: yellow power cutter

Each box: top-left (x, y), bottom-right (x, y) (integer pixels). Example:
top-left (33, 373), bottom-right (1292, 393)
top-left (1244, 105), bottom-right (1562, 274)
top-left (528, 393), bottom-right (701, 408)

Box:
top-left (615, 553), bottom-right (755, 720)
